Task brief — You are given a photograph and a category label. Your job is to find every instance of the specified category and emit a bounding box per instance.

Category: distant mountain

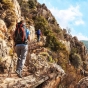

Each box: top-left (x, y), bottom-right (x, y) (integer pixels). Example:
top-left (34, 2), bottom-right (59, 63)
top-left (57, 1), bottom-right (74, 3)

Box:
top-left (81, 40), bottom-right (88, 50)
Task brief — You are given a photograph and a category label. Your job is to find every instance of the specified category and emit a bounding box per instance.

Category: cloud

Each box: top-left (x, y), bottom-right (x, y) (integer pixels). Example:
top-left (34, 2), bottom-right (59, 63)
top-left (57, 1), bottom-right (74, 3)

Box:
top-left (75, 19), bottom-right (84, 25)
top-left (50, 5), bottom-right (85, 28)
top-left (70, 28), bottom-right (88, 40)
top-left (38, 0), bottom-right (88, 40)
top-left (73, 33), bottom-right (88, 41)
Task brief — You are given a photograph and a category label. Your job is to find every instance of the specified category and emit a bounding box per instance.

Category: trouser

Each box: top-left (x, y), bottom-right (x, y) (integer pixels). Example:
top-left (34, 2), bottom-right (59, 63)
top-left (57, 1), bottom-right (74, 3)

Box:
top-left (37, 34), bottom-right (40, 42)
top-left (15, 45), bottom-right (28, 71)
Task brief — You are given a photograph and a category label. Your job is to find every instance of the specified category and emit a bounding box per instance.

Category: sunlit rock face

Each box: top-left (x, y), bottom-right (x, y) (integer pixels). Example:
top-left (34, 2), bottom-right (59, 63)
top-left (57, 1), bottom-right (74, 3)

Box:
top-left (0, 0), bottom-right (19, 70)
top-left (60, 40), bottom-right (71, 54)
top-left (0, 19), bottom-right (7, 39)
top-left (75, 77), bottom-right (88, 88)
top-left (0, 19), bottom-right (7, 60)
top-left (11, 0), bottom-right (21, 22)
top-left (29, 25), bottom-right (35, 41)
top-left (0, 51), bottom-right (65, 88)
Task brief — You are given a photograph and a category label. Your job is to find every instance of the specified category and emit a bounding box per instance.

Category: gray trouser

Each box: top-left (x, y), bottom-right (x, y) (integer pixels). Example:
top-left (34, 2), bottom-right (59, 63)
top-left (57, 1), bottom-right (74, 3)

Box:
top-left (15, 45), bottom-right (28, 71)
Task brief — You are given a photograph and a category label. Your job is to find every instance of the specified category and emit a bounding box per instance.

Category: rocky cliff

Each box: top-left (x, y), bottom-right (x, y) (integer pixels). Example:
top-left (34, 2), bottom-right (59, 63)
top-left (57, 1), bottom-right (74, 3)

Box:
top-left (0, 0), bottom-right (88, 88)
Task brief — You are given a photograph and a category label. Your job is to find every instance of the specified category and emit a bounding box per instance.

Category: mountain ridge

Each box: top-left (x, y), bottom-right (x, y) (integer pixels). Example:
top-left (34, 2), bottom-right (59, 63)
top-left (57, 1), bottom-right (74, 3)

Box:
top-left (0, 0), bottom-right (88, 88)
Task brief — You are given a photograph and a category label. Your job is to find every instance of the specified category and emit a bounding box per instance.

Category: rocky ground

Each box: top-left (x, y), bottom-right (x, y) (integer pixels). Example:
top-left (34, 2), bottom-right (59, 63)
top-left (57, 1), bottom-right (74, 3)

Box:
top-left (0, 38), bottom-right (65, 88)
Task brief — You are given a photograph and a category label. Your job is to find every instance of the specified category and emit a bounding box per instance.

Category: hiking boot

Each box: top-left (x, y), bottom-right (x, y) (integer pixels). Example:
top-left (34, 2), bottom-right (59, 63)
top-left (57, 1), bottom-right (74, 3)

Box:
top-left (16, 70), bottom-right (19, 74)
top-left (16, 70), bottom-right (22, 78)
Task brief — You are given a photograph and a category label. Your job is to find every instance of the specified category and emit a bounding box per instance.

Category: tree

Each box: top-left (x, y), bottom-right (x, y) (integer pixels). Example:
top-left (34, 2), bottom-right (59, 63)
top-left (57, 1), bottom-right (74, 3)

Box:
top-left (66, 27), bottom-right (71, 35)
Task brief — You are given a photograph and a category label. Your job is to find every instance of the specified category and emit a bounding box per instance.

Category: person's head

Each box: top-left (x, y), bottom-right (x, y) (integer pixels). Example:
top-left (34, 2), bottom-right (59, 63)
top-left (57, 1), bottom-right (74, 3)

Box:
top-left (20, 20), bottom-right (26, 25)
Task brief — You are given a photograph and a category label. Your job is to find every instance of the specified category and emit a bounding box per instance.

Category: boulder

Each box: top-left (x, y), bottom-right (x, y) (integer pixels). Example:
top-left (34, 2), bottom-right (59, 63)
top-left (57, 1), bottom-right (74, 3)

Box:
top-left (29, 25), bottom-right (35, 41)
top-left (76, 77), bottom-right (88, 88)
top-left (0, 19), bottom-right (7, 39)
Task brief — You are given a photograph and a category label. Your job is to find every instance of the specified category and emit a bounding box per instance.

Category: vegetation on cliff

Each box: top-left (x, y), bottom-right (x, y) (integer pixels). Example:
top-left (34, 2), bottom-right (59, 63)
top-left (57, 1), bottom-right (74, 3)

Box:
top-left (0, 0), bottom-right (16, 30)
top-left (0, 0), bottom-right (88, 88)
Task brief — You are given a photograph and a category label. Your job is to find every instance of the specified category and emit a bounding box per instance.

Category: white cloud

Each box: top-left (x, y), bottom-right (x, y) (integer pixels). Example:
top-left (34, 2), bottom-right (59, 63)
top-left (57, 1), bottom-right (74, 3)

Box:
top-left (50, 5), bottom-right (85, 28)
top-left (38, 0), bottom-right (87, 40)
top-left (73, 33), bottom-right (88, 41)
top-left (49, 5), bottom-right (87, 40)
top-left (75, 19), bottom-right (84, 25)
top-left (70, 28), bottom-right (88, 40)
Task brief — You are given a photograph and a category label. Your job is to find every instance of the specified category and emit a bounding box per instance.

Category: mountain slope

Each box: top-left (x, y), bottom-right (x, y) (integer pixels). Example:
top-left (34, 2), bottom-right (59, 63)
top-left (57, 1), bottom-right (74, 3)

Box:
top-left (81, 40), bottom-right (88, 50)
top-left (0, 0), bottom-right (88, 88)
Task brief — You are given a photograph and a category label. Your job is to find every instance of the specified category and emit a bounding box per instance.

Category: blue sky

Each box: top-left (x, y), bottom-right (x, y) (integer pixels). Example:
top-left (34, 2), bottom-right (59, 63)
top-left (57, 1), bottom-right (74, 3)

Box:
top-left (37, 0), bottom-right (88, 40)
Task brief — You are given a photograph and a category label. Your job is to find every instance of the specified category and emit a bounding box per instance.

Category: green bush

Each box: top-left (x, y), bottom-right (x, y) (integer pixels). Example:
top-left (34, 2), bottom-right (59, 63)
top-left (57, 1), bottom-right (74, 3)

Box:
top-left (2, 0), bottom-right (14, 9)
top-left (35, 22), bottom-right (47, 32)
top-left (28, 0), bottom-right (36, 9)
top-left (1, 0), bottom-right (16, 30)
top-left (4, 10), bottom-right (16, 29)
top-left (46, 33), bottom-right (66, 51)
top-left (71, 47), bottom-right (78, 54)
top-left (34, 16), bottom-right (66, 51)
top-left (34, 16), bottom-right (49, 34)
top-left (69, 53), bottom-right (82, 68)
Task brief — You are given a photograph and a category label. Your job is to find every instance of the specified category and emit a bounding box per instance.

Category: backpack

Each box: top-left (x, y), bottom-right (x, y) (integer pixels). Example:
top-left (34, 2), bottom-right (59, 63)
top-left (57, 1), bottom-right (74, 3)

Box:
top-left (37, 29), bottom-right (41, 35)
top-left (14, 22), bottom-right (27, 44)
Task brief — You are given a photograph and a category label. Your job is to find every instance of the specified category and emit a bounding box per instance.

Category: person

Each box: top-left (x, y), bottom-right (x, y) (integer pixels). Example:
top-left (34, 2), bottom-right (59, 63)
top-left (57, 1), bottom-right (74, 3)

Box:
top-left (36, 29), bottom-right (41, 42)
top-left (13, 20), bottom-right (30, 78)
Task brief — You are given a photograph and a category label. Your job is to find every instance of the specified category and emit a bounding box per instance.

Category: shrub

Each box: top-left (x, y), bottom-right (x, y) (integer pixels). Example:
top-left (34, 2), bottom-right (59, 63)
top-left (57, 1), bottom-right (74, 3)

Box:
top-left (35, 21), bottom-right (47, 33)
top-left (46, 33), bottom-right (66, 51)
top-left (34, 16), bottom-right (49, 34)
top-left (71, 47), bottom-right (78, 54)
top-left (1, 0), bottom-right (16, 30)
top-left (2, 0), bottom-right (14, 9)
top-left (69, 53), bottom-right (82, 68)
top-left (28, 0), bottom-right (36, 9)
top-left (4, 10), bottom-right (16, 30)
top-left (40, 52), bottom-right (55, 63)
top-left (34, 16), bottom-right (66, 51)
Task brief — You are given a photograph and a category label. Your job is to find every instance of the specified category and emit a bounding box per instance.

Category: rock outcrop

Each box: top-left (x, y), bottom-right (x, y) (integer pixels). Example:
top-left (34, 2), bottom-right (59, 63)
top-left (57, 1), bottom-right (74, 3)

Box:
top-left (0, 0), bottom-right (88, 88)
top-left (29, 25), bottom-right (35, 41)
top-left (76, 77), bottom-right (88, 88)
top-left (11, 0), bottom-right (21, 22)
top-left (0, 43), bottom-right (65, 88)
top-left (0, 19), bottom-right (7, 39)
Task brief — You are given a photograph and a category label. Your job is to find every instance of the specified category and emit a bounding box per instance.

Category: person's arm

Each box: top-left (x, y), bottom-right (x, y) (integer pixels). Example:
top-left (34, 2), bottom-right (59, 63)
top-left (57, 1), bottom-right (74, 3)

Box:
top-left (28, 35), bottom-right (30, 41)
top-left (26, 29), bottom-right (30, 42)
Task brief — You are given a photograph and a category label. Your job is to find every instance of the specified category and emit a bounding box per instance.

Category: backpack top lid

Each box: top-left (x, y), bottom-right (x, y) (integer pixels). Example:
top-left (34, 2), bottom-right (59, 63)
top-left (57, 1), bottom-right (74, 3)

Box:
top-left (14, 21), bottom-right (27, 44)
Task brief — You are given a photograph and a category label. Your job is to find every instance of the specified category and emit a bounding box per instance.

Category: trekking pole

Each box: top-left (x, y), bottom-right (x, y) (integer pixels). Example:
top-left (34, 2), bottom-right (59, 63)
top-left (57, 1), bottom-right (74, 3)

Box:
top-left (8, 48), bottom-right (14, 77)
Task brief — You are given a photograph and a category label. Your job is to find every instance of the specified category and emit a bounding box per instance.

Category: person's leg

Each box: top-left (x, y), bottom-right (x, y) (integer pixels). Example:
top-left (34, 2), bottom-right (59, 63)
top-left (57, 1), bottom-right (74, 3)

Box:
top-left (15, 45), bottom-right (22, 78)
top-left (38, 35), bottom-right (40, 41)
top-left (37, 35), bottom-right (40, 42)
top-left (19, 45), bottom-right (28, 71)
top-left (15, 45), bottom-right (21, 71)
top-left (37, 35), bottom-right (39, 42)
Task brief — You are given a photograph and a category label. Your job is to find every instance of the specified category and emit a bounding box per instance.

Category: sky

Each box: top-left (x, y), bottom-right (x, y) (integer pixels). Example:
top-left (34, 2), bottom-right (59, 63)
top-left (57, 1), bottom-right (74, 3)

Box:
top-left (37, 0), bottom-right (88, 41)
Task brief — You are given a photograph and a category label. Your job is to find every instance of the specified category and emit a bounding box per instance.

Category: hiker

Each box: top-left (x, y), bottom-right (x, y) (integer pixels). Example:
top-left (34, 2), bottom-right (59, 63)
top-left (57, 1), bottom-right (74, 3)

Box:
top-left (13, 20), bottom-right (30, 78)
top-left (36, 29), bottom-right (41, 42)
